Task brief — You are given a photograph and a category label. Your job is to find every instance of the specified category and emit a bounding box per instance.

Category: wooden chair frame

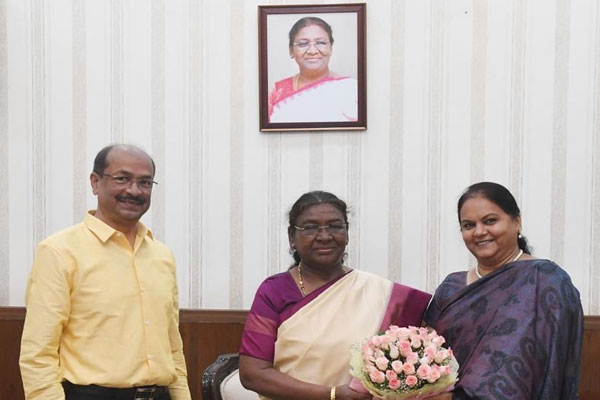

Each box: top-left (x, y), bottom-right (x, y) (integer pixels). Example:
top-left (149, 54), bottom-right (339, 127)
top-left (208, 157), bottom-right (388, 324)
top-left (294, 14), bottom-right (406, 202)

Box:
top-left (201, 353), bottom-right (240, 400)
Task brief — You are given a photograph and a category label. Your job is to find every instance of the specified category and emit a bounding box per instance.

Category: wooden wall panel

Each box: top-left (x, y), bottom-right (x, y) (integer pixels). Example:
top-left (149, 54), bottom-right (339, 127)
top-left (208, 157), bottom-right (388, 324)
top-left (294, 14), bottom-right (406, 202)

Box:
top-left (179, 310), bottom-right (247, 399)
top-left (580, 316), bottom-right (600, 400)
top-left (1, 308), bottom-right (598, 400)
top-left (0, 307), bottom-right (25, 399)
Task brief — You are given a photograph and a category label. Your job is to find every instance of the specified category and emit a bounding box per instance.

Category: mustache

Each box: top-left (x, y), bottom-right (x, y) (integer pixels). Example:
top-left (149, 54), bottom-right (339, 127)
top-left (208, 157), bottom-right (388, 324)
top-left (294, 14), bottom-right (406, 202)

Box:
top-left (116, 194), bottom-right (145, 205)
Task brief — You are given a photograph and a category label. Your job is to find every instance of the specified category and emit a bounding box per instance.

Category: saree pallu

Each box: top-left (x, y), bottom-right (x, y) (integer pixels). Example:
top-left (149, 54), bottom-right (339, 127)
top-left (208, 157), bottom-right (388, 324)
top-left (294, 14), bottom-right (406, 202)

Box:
top-left (268, 76), bottom-right (358, 123)
top-left (425, 259), bottom-right (584, 400)
top-left (269, 270), bottom-right (430, 398)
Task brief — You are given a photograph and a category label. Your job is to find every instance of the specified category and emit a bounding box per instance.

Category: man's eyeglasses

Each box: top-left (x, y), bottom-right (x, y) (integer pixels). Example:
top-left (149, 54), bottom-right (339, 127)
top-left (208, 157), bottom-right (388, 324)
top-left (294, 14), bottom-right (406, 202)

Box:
top-left (99, 173), bottom-right (158, 190)
top-left (292, 40), bottom-right (330, 52)
top-left (293, 223), bottom-right (347, 237)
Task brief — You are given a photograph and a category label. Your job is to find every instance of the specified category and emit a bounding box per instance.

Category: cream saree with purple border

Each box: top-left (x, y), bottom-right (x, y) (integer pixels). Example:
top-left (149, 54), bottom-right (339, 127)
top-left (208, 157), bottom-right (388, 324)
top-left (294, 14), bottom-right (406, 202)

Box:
top-left (262, 270), bottom-right (430, 400)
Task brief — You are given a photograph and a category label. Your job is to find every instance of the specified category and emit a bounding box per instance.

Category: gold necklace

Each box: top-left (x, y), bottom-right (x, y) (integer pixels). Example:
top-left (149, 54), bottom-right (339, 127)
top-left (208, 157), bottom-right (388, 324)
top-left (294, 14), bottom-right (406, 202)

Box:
top-left (475, 249), bottom-right (523, 279)
top-left (297, 262), bottom-right (347, 297)
top-left (297, 262), bottom-right (307, 297)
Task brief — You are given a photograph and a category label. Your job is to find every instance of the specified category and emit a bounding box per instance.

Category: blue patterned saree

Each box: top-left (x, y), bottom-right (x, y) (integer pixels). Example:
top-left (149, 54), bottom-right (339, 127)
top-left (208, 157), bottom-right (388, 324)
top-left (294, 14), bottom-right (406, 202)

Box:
top-left (425, 259), bottom-right (583, 400)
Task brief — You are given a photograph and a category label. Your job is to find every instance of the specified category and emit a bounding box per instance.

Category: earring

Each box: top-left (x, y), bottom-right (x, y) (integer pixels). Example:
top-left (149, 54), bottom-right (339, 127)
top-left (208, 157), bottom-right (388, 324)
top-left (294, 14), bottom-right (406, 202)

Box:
top-left (518, 233), bottom-right (523, 239)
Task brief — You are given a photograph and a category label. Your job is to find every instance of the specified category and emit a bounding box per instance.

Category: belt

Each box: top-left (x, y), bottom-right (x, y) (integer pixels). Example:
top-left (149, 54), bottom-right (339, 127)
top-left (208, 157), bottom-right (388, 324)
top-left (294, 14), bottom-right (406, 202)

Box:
top-left (63, 381), bottom-right (168, 400)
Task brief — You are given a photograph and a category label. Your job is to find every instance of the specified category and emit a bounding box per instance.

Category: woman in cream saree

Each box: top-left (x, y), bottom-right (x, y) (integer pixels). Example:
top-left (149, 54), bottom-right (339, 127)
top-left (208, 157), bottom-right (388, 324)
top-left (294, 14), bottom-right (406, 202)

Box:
top-left (239, 191), bottom-right (431, 400)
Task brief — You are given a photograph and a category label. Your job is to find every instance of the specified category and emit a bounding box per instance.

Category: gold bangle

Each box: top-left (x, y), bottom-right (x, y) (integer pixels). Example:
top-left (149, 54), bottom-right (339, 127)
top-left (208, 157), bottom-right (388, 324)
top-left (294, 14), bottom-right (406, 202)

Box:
top-left (330, 386), bottom-right (336, 400)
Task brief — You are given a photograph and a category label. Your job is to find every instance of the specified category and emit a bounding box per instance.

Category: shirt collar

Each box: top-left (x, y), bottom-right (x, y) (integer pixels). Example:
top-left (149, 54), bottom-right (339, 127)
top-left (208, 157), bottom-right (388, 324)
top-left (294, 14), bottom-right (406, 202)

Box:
top-left (84, 211), bottom-right (154, 243)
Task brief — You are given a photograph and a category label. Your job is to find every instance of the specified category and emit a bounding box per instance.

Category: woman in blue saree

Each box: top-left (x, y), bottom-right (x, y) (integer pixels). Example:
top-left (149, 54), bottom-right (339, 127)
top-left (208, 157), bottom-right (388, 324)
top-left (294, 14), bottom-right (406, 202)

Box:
top-left (425, 182), bottom-right (583, 400)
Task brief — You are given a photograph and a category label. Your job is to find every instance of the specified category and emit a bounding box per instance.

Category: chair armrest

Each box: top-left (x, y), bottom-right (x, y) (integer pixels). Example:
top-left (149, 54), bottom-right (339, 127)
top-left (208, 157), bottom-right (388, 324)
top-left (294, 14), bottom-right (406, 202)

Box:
top-left (202, 353), bottom-right (240, 400)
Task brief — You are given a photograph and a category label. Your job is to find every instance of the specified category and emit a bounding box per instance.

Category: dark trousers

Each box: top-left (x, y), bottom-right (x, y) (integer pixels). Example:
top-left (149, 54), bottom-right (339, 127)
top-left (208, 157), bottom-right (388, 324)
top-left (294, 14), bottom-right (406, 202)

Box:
top-left (63, 381), bottom-right (171, 400)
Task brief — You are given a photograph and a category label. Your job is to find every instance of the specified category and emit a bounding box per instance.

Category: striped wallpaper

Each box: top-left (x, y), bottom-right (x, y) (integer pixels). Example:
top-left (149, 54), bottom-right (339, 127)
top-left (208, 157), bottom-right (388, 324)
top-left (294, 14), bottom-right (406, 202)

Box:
top-left (1, 0), bottom-right (599, 314)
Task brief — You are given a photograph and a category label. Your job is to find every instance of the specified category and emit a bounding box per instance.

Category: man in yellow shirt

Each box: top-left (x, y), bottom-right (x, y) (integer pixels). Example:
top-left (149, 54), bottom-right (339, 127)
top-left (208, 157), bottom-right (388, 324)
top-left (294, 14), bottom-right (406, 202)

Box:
top-left (20, 144), bottom-right (191, 400)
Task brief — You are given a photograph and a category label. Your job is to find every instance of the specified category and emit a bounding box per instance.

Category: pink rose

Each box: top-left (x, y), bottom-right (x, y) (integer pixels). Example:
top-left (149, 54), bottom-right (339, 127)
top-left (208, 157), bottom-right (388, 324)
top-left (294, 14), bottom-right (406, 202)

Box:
top-left (375, 356), bottom-right (389, 371)
top-left (398, 341), bottom-right (412, 355)
top-left (397, 327), bottom-right (411, 340)
top-left (420, 356), bottom-right (432, 366)
top-left (388, 377), bottom-right (401, 390)
top-left (386, 369), bottom-right (397, 381)
top-left (424, 345), bottom-right (437, 358)
top-left (370, 370), bottom-right (386, 384)
top-left (410, 335), bottom-right (422, 349)
top-left (434, 349), bottom-right (449, 364)
top-left (371, 336), bottom-right (383, 347)
top-left (432, 336), bottom-right (445, 347)
top-left (427, 368), bottom-right (441, 383)
top-left (417, 364), bottom-right (432, 379)
top-left (387, 332), bottom-right (397, 340)
top-left (406, 352), bottom-right (419, 364)
top-left (401, 362), bottom-right (416, 375)
top-left (405, 375), bottom-right (418, 387)
top-left (387, 325), bottom-right (400, 335)
top-left (381, 334), bottom-right (394, 348)
top-left (389, 344), bottom-right (400, 359)
top-left (391, 360), bottom-right (403, 373)
top-left (364, 365), bottom-right (377, 375)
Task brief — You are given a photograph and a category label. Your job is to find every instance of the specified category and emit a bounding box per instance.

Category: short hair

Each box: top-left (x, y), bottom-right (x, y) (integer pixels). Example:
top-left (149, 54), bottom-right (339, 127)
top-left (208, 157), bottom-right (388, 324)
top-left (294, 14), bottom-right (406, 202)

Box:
top-left (93, 144), bottom-right (156, 176)
top-left (457, 182), bottom-right (531, 254)
top-left (288, 190), bottom-right (348, 264)
top-left (288, 16), bottom-right (334, 48)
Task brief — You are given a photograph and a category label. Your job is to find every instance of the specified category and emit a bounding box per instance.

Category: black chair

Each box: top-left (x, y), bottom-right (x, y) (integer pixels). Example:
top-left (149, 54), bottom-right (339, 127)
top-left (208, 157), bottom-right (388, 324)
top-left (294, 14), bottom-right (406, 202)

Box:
top-left (202, 353), bottom-right (259, 400)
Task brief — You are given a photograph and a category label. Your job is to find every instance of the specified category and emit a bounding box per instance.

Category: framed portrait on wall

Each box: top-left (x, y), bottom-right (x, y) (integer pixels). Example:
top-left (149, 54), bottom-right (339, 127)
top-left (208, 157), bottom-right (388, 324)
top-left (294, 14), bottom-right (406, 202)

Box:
top-left (258, 4), bottom-right (367, 132)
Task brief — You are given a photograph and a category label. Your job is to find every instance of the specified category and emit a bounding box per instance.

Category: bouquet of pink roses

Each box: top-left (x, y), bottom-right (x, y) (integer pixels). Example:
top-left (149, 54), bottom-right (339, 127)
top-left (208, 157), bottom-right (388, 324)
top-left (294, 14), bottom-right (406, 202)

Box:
top-left (349, 325), bottom-right (459, 400)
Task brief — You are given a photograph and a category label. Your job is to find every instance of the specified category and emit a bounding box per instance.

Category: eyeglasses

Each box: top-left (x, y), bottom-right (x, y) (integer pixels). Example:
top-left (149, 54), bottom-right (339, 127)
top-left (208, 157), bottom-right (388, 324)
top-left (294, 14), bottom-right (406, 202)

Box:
top-left (293, 223), bottom-right (347, 237)
top-left (99, 173), bottom-right (158, 190)
top-left (292, 40), bottom-right (330, 52)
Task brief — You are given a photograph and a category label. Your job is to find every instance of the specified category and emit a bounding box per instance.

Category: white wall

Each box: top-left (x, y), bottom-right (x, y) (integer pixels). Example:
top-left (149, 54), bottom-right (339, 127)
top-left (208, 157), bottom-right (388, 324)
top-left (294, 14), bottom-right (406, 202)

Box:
top-left (1, 0), bottom-right (599, 314)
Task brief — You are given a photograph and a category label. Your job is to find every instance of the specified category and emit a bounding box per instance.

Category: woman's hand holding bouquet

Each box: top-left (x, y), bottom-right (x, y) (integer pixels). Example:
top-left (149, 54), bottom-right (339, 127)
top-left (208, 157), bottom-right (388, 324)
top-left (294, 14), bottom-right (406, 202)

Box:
top-left (349, 325), bottom-right (458, 400)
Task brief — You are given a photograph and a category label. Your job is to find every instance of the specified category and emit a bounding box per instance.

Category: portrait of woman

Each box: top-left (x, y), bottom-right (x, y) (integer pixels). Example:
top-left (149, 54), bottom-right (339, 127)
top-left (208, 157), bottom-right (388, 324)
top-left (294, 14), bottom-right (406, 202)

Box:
top-left (424, 182), bottom-right (584, 400)
top-left (267, 16), bottom-right (358, 124)
top-left (238, 191), bottom-right (431, 400)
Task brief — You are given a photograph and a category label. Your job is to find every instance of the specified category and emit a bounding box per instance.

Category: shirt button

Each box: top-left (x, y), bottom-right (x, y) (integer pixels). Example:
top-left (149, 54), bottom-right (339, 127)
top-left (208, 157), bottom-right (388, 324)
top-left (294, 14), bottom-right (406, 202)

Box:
top-left (145, 320), bottom-right (150, 326)
top-left (147, 354), bottom-right (153, 360)
top-left (140, 288), bottom-right (145, 294)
